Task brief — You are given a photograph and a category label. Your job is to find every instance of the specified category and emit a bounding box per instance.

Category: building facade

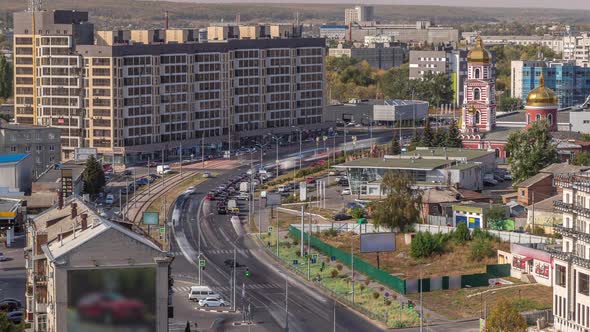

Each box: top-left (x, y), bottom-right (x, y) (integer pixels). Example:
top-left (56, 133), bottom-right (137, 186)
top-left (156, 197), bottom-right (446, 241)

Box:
top-left (563, 33), bottom-right (590, 67)
top-left (14, 10), bottom-right (327, 163)
top-left (480, 35), bottom-right (564, 54)
top-left (0, 122), bottom-right (61, 176)
top-left (511, 60), bottom-right (590, 109)
top-left (328, 44), bottom-right (405, 70)
top-left (319, 25), bottom-right (348, 40)
top-left (552, 174), bottom-right (590, 332)
top-left (349, 21), bottom-right (459, 47)
top-left (344, 5), bottom-right (374, 26)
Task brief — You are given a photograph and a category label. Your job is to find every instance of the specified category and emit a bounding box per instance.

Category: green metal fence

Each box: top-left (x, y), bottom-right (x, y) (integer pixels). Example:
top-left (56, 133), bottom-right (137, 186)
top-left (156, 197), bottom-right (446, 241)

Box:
top-left (289, 225), bottom-right (511, 294)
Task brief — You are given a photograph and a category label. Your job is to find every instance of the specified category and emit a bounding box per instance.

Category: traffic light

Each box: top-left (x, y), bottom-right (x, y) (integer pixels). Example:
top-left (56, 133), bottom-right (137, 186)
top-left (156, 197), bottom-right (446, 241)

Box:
top-left (245, 268), bottom-right (251, 278)
top-left (408, 301), bottom-right (414, 310)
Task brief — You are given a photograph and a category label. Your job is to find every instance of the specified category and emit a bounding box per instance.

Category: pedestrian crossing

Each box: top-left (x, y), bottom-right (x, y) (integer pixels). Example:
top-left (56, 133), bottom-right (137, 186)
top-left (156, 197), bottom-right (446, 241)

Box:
top-left (168, 248), bottom-right (250, 257)
top-left (172, 283), bottom-right (282, 294)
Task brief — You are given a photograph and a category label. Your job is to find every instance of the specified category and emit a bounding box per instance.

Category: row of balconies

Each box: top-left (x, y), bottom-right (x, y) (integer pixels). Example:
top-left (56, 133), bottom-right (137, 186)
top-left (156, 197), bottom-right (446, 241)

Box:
top-left (555, 174), bottom-right (590, 192)
top-left (554, 200), bottom-right (590, 218)
top-left (554, 224), bottom-right (590, 243)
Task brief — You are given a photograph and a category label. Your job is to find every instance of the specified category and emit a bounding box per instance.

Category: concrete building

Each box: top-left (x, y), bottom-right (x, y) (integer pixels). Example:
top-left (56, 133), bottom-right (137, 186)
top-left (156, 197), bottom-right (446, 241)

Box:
top-left (451, 202), bottom-right (509, 229)
top-left (25, 197), bottom-right (172, 332)
top-left (319, 25), bottom-right (348, 40)
top-left (480, 35), bottom-right (564, 54)
top-left (570, 109), bottom-right (590, 133)
top-left (0, 197), bottom-right (26, 248)
top-left (344, 5), bottom-right (374, 26)
top-left (511, 60), bottom-right (590, 109)
top-left (13, 9), bottom-right (326, 163)
top-left (333, 147), bottom-right (496, 196)
top-left (563, 33), bottom-right (590, 67)
top-left (328, 44), bottom-right (405, 70)
top-left (0, 121), bottom-right (61, 177)
top-left (497, 243), bottom-right (553, 287)
top-left (409, 49), bottom-right (468, 105)
top-left (349, 21), bottom-right (459, 47)
top-left (0, 153), bottom-right (33, 194)
top-left (364, 35), bottom-right (394, 46)
top-left (552, 173), bottom-right (590, 331)
top-left (372, 100), bottom-right (429, 126)
top-left (527, 194), bottom-right (562, 235)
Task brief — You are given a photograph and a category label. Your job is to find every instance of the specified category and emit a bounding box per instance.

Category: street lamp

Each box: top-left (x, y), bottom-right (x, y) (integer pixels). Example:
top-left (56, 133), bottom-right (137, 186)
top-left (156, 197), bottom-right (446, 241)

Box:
top-left (419, 263), bottom-right (433, 332)
top-left (291, 126), bottom-right (303, 171)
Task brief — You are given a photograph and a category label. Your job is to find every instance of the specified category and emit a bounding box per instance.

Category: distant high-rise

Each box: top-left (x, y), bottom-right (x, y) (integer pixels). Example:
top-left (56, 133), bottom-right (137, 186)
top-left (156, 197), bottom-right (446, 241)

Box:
top-left (344, 5), bottom-right (374, 25)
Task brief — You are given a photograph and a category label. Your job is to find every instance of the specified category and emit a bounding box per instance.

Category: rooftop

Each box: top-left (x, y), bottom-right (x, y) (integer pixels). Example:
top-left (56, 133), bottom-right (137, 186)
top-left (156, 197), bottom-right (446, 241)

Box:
top-left (0, 197), bottom-right (22, 213)
top-left (404, 147), bottom-right (494, 160)
top-left (527, 194), bottom-right (561, 212)
top-left (496, 111), bottom-right (570, 123)
top-left (0, 154), bottom-right (28, 164)
top-left (517, 172), bottom-right (552, 188)
top-left (540, 163), bottom-right (590, 175)
top-left (334, 158), bottom-right (450, 171)
top-left (35, 162), bottom-right (85, 184)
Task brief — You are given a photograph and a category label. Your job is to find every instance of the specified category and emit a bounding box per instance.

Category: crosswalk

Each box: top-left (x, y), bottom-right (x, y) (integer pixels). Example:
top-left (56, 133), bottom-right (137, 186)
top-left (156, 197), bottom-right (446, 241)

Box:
top-left (169, 248), bottom-right (251, 257)
top-left (172, 283), bottom-right (282, 294)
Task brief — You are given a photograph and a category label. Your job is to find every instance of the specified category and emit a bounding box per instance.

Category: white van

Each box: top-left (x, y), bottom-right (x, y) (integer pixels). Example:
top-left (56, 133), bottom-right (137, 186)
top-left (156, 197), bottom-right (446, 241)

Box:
top-left (188, 286), bottom-right (218, 302)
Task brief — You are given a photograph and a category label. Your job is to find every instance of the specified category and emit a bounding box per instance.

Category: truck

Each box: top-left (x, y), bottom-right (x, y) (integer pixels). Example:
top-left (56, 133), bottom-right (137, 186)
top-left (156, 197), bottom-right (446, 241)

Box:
top-left (157, 165), bottom-right (171, 175)
top-left (227, 199), bottom-right (237, 210)
top-left (239, 182), bottom-right (249, 193)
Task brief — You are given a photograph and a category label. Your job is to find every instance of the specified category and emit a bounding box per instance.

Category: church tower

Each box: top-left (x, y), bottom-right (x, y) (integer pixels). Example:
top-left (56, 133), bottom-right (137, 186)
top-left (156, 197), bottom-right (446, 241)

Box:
top-left (461, 36), bottom-right (496, 133)
top-left (525, 73), bottom-right (558, 131)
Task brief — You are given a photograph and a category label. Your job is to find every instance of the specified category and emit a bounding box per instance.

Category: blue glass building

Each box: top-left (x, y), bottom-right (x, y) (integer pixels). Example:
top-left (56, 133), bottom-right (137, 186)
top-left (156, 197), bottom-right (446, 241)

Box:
top-left (520, 62), bottom-right (590, 109)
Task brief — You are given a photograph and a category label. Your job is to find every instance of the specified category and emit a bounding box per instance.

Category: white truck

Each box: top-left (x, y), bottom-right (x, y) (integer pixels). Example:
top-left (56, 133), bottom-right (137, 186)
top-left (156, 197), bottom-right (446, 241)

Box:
top-left (239, 182), bottom-right (250, 193)
top-left (227, 199), bottom-right (237, 210)
top-left (157, 165), bottom-right (171, 175)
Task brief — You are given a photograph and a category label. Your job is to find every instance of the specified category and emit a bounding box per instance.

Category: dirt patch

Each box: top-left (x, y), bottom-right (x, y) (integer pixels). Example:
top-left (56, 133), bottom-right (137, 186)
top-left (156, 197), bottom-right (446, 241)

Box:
top-left (317, 232), bottom-right (510, 279)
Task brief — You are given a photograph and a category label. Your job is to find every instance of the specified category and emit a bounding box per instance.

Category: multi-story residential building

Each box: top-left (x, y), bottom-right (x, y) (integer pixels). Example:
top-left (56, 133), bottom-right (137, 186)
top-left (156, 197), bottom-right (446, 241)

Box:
top-left (479, 35), bottom-right (564, 54)
top-left (511, 60), bottom-right (590, 109)
top-left (349, 21), bottom-right (459, 47)
top-left (319, 25), bottom-right (348, 41)
top-left (0, 122), bottom-right (61, 176)
top-left (563, 33), bottom-right (590, 67)
top-left (328, 44), bottom-right (406, 70)
top-left (13, 9), bottom-right (326, 163)
top-left (552, 174), bottom-right (590, 331)
top-left (25, 197), bottom-right (172, 332)
top-left (344, 5), bottom-right (374, 26)
top-left (409, 49), bottom-right (469, 105)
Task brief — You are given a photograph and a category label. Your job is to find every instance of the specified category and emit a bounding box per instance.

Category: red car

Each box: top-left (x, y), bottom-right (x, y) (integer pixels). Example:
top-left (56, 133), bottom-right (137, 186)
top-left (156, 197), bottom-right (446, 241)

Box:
top-left (77, 292), bottom-right (145, 323)
top-left (306, 177), bottom-right (316, 184)
top-left (146, 161), bottom-right (157, 167)
top-left (205, 194), bottom-right (215, 201)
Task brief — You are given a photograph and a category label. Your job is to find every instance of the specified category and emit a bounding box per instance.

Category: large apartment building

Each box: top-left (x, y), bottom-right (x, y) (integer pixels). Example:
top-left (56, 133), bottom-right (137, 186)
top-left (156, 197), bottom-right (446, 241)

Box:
top-left (13, 9), bottom-right (326, 163)
top-left (552, 174), bottom-right (590, 332)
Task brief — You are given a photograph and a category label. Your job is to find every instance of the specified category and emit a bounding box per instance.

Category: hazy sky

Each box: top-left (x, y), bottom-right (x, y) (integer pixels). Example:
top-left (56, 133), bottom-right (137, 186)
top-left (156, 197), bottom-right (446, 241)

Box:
top-left (179, 0), bottom-right (590, 10)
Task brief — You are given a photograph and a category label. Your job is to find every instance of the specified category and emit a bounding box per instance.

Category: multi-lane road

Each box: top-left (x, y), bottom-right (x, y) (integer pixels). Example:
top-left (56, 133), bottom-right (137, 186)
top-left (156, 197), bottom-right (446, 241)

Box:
top-left (168, 131), bottom-right (398, 331)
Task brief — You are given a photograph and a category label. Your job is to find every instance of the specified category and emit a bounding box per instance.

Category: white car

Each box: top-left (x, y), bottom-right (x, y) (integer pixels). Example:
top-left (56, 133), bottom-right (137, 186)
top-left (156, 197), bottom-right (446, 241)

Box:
top-left (328, 171), bottom-right (337, 176)
top-left (0, 252), bottom-right (8, 262)
top-left (203, 171), bottom-right (210, 178)
top-left (105, 194), bottom-right (115, 205)
top-left (341, 189), bottom-right (351, 195)
top-left (237, 192), bottom-right (249, 200)
top-left (185, 186), bottom-right (197, 194)
top-left (199, 297), bottom-right (226, 307)
top-left (230, 215), bottom-right (240, 224)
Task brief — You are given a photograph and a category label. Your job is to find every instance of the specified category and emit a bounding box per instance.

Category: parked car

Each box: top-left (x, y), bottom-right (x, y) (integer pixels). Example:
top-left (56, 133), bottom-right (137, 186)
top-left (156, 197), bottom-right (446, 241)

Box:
top-left (105, 194), bottom-right (115, 205)
top-left (203, 171), bottom-right (211, 178)
top-left (306, 177), bottom-right (316, 184)
top-left (146, 161), bottom-right (157, 167)
top-left (237, 192), bottom-right (249, 200)
top-left (260, 191), bottom-right (267, 198)
top-left (230, 215), bottom-right (240, 224)
top-left (224, 259), bottom-right (244, 268)
top-left (199, 297), bottom-right (226, 308)
top-left (205, 194), bottom-right (215, 201)
top-left (504, 173), bottom-right (513, 180)
top-left (0, 299), bottom-right (21, 312)
top-left (334, 213), bottom-right (352, 221)
top-left (6, 311), bottom-right (22, 323)
top-left (341, 189), bottom-right (351, 195)
top-left (0, 253), bottom-right (8, 262)
top-left (217, 206), bottom-right (227, 215)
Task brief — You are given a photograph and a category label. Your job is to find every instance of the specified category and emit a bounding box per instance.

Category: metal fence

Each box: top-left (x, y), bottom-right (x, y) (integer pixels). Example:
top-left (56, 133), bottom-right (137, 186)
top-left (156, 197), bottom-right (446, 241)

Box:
top-left (427, 215), bottom-right (452, 226)
top-left (521, 309), bottom-right (553, 325)
top-left (290, 223), bottom-right (389, 234)
top-left (415, 224), bottom-right (559, 244)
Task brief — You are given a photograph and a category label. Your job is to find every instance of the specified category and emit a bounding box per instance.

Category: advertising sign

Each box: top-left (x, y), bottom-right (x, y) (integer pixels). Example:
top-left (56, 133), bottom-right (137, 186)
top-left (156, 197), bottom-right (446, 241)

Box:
top-left (266, 193), bottom-right (282, 207)
top-left (360, 233), bottom-right (396, 253)
top-left (299, 182), bottom-right (307, 201)
top-left (142, 212), bottom-right (159, 225)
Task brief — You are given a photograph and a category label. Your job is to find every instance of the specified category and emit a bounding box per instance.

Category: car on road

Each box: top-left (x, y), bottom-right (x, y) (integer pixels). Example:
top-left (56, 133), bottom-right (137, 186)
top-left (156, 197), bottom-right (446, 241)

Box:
top-left (6, 311), bottom-right (22, 323)
top-left (229, 207), bottom-right (240, 214)
top-left (230, 215), bottom-right (240, 224)
top-left (203, 171), bottom-right (211, 178)
top-left (260, 190), bottom-right (267, 198)
top-left (224, 259), bottom-right (244, 268)
top-left (188, 286), bottom-right (218, 302)
top-left (199, 297), bottom-right (226, 308)
top-left (334, 213), bottom-right (352, 221)
top-left (0, 252), bottom-right (9, 262)
top-left (306, 177), bottom-right (316, 184)
top-left (146, 161), bottom-right (157, 167)
top-left (217, 206), bottom-right (227, 215)
top-left (328, 170), bottom-right (337, 176)
top-left (237, 192), bottom-right (249, 200)
top-left (205, 194), bottom-right (215, 201)
top-left (341, 189), bottom-right (351, 195)
top-left (0, 299), bottom-right (21, 312)
top-left (185, 186), bottom-right (197, 194)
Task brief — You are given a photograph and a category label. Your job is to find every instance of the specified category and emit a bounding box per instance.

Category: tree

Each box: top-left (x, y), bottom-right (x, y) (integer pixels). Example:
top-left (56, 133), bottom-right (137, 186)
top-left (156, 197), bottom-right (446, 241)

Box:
top-left (420, 117), bottom-right (433, 147)
top-left (487, 206), bottom-right (506, 224)
top-left (453, 222), bottom-right (470, 244)
top-left (505, 120), bottom-right (558, 185)
top-left (572, 151), bottom-right (590, 166)
top-left (389, 136), bottom-right (401, 155)
top-left (469, 237), bottom-right (495, 261)
top-left (497, 95), bottom-right (523, 112)
top-left (372, 171), bottom-right (422, 232)
top-left (432, 128), bottom-right (446, 147)
top-left (445, 120), bottom-right (462, 147)
top-left (486, 298), bottom-right (527, 332)
top-left (0, 312), bottom-right (21, 332)
top-left (0, 54), bottom-right (12, 101)
top-left (82, 155), bottom-right (106, 197)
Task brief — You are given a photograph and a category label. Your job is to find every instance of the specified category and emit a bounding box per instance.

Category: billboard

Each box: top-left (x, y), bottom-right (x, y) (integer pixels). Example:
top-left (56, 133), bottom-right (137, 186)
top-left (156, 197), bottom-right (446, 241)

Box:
top-left (360, 233), bottom-right (396, 253)
top-left (142, 212), bottom-right (159, 225)
top-left (299, 182), bottom-right (307, 201)
top-left (74, 148), bottom-right (98, 164)
top-left (67, 268), bottom-right (157, 332)
top-left (266, 193), bottom-right (282, 207)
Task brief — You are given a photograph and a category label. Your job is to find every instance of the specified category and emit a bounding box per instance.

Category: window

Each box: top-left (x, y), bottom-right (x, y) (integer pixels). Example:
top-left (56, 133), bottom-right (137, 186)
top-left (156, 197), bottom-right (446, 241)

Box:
top-left (25, 145), bottom-right (31, 152)
top-left (555, 264), bottom-right (567, 287)
top-left (473, 88), bottom-right (481, 101)
top-left (527, 113), bottom-right (531, 124)
top-left (548, 113), bottom-right (553, 126)
top-left (580, 272), bottom-right (590, 296)
top-left (475, 111), bottom-right (480, 124)
top-left (48, 133), bottom-right (55, 140)
top-left (475, 68), bottom-right (481, 78)
top-left (536, 114), bottom-right (541, 121)
top-left (36, 145), bottom-right (42, 152)
top-left (49, 145), bottom-right (55, 151)
top-left (10, 146), bottom-right (16, 152)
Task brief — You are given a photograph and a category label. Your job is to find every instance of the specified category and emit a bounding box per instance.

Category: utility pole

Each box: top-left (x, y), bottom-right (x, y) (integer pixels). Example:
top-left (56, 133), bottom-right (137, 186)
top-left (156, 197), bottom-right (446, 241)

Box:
top-left (233, 247), bottom-right (236, 311)
top-left (147, 156), bottom-right (151, 195)
top-left (179, 142), bottom-right (183, 177)
top-left (532, 191), bottom-right (535, 233)
top-left (276, 208), bottom-right (280, 257)
top-left (202, 131), bottom-right (205, 169)
top-left (300, 205), bottom-right (304, 257)
top-left (351, 241), bottom-right (355, 304)
top-left (285, 274), bottom-right (289, 331)
top-left (299, 130), bottom-right (302, 171)
top-left (333, 300), bottom-right (336, 332)
top-left (258, 197), bottom-right (262, 239)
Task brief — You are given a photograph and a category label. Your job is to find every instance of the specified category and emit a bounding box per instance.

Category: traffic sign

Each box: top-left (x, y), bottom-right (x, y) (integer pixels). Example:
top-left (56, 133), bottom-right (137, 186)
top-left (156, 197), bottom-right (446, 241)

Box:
top-left (159, 227), bottom-right (165, 234)
top-left (330, 256), bottom-right (336, 261)
top-left (292, 260), bottom-right (299, 265)
top-left (199, 259), bottom-right (205, 267)
top-left (268, 226), bottom-right (273, 233)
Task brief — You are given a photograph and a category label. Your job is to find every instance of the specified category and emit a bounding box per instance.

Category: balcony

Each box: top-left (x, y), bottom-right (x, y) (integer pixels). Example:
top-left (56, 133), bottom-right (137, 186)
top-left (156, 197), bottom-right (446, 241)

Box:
top-left (547, 247), bottom-right (590, 269)
top-left (554, 200), bottom-right (590, 218)
top-left (554, 224), bottom-right (590, 243)
top-left (555, 174), bottom-right (590, 193)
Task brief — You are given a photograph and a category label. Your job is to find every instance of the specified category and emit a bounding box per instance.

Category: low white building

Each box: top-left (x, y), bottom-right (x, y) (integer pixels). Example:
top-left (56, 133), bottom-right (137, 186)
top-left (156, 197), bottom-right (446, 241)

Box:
top-left (498, 243), bottom-right (553, 287)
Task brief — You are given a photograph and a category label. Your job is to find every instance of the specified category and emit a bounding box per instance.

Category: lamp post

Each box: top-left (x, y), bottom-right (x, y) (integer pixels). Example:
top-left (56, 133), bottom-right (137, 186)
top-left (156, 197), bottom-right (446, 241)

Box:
top-left (419, 263), bottom-right (433, 332)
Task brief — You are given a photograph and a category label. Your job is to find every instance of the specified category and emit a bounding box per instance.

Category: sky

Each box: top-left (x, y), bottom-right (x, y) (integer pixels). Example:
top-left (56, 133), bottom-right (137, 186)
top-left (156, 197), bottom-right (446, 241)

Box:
top-left (177, 0), bottom-right (590, 10)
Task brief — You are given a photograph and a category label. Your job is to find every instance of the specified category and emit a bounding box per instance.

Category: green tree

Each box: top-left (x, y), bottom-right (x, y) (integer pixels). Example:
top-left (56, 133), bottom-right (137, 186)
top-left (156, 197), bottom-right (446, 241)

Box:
top-left (0, 54), bottom-right (12, 100)
top-left (453, 222), bottom-right (470, 244)
top-left (487, 206), bottom-right (506, 224)
top-left (505, 120), bottom-right (558, 185)
top-left (420, 117), bottom-right (433, 147)
top-left (486, 298), bottom-right (527, 332)
top-left (82, 155), bottom-right (106, 197)
top-left (0, 312), bottom-right (21, 332)
top-left (497, 95), bottom-right (523, 112)
top-left (389, 136), bottom-right (401, 155)
top-left (432, 128), bottom-right (446, 147)
top-left (372, 171), bottom-right (422, 232)
top-left (445, 120), bottom-right (462, 147)
top-left (469, 237), bottom-right (495, 261)
top-left (572, 151), bottom-right (590, 166)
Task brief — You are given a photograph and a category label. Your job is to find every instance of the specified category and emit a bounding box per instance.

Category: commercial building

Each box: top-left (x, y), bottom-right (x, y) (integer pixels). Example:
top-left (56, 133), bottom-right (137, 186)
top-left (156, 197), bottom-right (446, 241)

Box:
top-left (497, 243), bottom-right (553, 287)
top-left (551, 173), bottom-right (590, 331)
top-left (344, 5), bottom-right (374, 26)
top-left (349, 21), bottom-right (459, 47)
top-left (0, 121), bottom-right (61, 176)
top-left (328, 44), bottom-right (405, 70)
top-left (0, 197), bottom-right (26, 247)
top-left (372, 100), bottom-right (429, 126)
top-left (409, 49), bottom-right (469, 106)
top-left (13, 9), bottom-right (327, 163)
top-left (319, 25), bottom-right (348, 40)
top-left (0, 153), bottom-right (33, 194)
top-left (480, 35), bottom-right (564, 54)
top-left (511, 60), bottom-right (590, 109)
top-left (25, 197), bottom-right (172, 331)
top-left (333, 147), bottom-right (496, 196)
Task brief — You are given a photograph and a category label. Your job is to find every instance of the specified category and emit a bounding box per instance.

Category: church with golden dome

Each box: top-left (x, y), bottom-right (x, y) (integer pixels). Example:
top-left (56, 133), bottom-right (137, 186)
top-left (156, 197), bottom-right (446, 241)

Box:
top-left (524, 73), bottom-right (558, 131)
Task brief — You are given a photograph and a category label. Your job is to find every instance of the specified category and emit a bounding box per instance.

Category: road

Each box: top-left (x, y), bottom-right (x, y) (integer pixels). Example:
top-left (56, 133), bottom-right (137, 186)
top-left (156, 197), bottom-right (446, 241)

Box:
top-left (169, 134), bottom-right (391, 331)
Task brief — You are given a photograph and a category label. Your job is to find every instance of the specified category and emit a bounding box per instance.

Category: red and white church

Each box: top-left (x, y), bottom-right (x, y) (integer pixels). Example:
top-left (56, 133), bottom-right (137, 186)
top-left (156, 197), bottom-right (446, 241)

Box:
top-left (460, 36), bottom-right (561, 159)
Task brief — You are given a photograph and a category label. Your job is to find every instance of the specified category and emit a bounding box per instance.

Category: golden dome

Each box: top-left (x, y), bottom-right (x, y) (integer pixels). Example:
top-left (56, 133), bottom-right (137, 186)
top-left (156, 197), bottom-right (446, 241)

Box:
top-left (526, 73), bottom-right (558, 107)
top-left (467, 36), bottom-right (491, 64)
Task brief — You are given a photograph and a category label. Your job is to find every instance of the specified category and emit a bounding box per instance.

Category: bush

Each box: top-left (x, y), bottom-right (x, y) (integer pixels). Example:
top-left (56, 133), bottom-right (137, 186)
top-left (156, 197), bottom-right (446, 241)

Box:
top-left (336, 263), bottom-right (343, 271)
top-left (359, 284), bottom-right (366, 292)
top-left (470, 238), bottom-right (495, 261)
top-left (322, 228), bottom-right (338, 237)
top-left (526, 224), bottom-right (546, 236)
top-left (330, 269), bottom-right (339, 278)
top-left (364, 279), bottom-right (370, 286)
top-left (292, 238), bottom-right (299, 246)
top-left (384, 299), bottom-right (392, 306)
top-left (453, 222), bottom-right (471, 244)
top-left (410, 232), bottom-right (448, 259)
top-left (473, 227), bottom-right (494, 241)
top-left (350, 207), bottom-right (364, 219)
top-left (372, 291), bottom-right (380, 299)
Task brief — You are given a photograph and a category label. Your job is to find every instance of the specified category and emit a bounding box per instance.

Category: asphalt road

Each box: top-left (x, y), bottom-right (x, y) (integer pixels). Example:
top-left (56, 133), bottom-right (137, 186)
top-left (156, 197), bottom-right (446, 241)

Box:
top-left (170, 138), bottom-right (388, 331)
